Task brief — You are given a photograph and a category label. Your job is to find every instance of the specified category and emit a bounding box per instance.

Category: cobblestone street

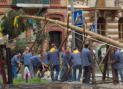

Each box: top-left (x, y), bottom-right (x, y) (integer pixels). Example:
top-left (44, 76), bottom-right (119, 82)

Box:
top-left (0, 82), bottom-right (123, 89)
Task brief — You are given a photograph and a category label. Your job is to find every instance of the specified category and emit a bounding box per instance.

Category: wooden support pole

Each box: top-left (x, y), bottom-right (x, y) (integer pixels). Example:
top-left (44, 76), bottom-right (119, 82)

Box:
top-left (102, 45), bottom-right (110, 81)
top-left (98, 47), bottom-right (111, 69)
top-left (29, 21), bottom-right (48, 52)
top-left (79, 17), bottom-right (87, 51)
top-left (20, 15), bottom-right (123, 49)
top-left (0, 45), bottom-right (7, 84)
top-left (6, 48), bottom-right (13, 84)
top-left (91, 51), bottom-right (96, 84)
top-left (110, 47), bottom-right (117, 84)
top-left (58, 14), bottom-right (70, 50)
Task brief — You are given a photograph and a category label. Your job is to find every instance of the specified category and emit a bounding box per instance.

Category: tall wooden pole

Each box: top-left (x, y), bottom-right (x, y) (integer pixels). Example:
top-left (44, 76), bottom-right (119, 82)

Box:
top-left (20, 15), bottom-right (123, 48)
top-left (110, 47), bottom-right (117, 84)
top-left (0, 45), bottom-right (7, 84)
top-left (6, 48), bottom-right (13, 84)
top-left (102, 45), bottom-right (110, 81)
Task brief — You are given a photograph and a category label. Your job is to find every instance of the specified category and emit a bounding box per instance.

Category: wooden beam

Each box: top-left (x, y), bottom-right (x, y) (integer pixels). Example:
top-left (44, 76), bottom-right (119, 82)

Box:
top-left (102, 46), bottom-right (110, 81)
top-left (20, 15), bottom-right (123, 48)
top-left (110, 48), bottom-right (117, 84)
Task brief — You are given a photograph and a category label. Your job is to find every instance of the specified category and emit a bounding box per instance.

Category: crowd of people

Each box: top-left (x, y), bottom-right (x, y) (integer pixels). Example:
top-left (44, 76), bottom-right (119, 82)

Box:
top-left (11, 43), bottom-right (123, 84)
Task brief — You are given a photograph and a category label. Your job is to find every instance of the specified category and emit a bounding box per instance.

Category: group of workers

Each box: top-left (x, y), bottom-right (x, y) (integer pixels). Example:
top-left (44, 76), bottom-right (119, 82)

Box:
top-left (11, 43), bottom-right (123, 84)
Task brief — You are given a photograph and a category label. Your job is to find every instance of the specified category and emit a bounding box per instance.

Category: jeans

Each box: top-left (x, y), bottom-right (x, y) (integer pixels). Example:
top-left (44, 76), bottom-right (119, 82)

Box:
top-left (72, 65), bottom-right (82, 81)
top-left (12, 65), bottom-right (17, 78)
top-left (50, 65), bottom-right (60, 81)
top-left (83, 66), bottom-right (91, 84)
top-left (114, 68), bottom-right (123, 83)
top-left (29, 65), bottom-right (34, 78)
top-left (60, 65), bottom-right (72, 81)
top-left (33, 65), bottom-right (38, 77)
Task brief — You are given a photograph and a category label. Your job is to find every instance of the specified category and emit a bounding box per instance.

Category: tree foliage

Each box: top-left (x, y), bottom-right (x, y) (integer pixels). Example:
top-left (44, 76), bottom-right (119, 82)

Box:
top-left (11, 38), bottom-right (27, 56)
top-left (1, 8), bottom-right (49, 52)
top-left (1, 9), bottom-right (28, 39)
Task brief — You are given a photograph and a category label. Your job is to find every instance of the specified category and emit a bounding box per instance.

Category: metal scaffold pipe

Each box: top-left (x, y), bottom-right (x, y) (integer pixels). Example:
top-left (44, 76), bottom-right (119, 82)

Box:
top-left (20, 15), bottom-right (123, 48)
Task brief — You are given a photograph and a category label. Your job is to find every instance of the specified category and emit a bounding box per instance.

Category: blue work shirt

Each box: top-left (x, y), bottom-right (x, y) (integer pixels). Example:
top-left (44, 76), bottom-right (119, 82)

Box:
top-left (48, 49), bottom-right (60, 66)
top-left (71, 52), bottom-right (82, 66)
top-left (29, 55), bottom-right (42, 67)
top-left (61, 52), bottom-right (72, 66)
top-left (112, 49), bottom-right (123, 69)
top-left (42, 52), bottom-right (48, 64)
top-left (11, 55), bottom-right (20, 66)
top-left (22, 52), bottom-right (32, 66)
top-left (81, 48), bottom-right (92, 66)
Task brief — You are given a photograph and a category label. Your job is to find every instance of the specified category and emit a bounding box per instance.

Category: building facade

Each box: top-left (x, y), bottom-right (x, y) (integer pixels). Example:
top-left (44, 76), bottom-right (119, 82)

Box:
top-left (0, 0), bottom-right (11, 15)
top-left (67, 0), bottom-right (123, 42)
top-left (46, 0), bottom-right (67, 48)
top-left (1, 0), bottom-right (123, 48)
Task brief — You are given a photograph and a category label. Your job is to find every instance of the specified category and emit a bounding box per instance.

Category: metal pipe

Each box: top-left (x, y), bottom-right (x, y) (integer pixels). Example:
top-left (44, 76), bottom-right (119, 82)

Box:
top-left (70, 0), bottom-right (75, 49)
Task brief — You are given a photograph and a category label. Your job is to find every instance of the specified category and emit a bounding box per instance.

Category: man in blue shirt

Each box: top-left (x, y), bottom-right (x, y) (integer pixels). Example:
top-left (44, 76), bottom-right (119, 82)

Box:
top-left (41, 49), bottom-right (49, 65)
top-left (61, 47), bottom-right (72, 81)
top-left (11, 53), bottom-right (21, 78)
top-left (81, 43), bottom-right (92, 84)
top-left (48, 44), bottom-right (60, 81)
top-left (22, 47), bottom-right (32, 68)
top-left (29, 54), bottom-right (47, 77)
top-left (111, 47), bottom-right (123, 84)
top-left (71, 47), bottom-right (82, 81)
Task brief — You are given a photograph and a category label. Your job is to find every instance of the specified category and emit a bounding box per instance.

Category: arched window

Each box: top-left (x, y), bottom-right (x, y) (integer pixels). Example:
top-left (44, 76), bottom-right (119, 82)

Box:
top-left (118, 17), bottom-right (123, 39)
top-left (97, 17), bottom-right (106, 35)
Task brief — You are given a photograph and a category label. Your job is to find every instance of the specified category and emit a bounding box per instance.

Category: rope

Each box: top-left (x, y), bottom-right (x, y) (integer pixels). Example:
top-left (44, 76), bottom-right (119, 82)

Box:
top-left (72, 31), bottom-right (121, 49)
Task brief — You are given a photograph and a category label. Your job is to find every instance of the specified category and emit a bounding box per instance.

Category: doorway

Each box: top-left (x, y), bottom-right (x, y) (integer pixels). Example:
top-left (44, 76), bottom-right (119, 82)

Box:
top-left (118, 17), bottom-right (123, 39)
top-left (49, 31), bottom-right (61, 49)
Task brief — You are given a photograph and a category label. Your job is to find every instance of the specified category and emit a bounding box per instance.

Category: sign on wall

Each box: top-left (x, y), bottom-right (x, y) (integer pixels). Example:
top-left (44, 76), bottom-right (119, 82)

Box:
top-left (73, 10), bottom-right (83, 27)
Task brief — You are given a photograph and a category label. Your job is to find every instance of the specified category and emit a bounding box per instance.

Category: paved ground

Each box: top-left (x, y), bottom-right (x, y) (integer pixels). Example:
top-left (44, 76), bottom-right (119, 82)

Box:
top-left (0, 82), bottom-right (123, 89)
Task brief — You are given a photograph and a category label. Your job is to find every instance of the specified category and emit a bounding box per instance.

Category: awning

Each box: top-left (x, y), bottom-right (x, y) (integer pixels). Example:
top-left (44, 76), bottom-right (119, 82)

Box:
top-left (16, 3), bottom-right (50, 8)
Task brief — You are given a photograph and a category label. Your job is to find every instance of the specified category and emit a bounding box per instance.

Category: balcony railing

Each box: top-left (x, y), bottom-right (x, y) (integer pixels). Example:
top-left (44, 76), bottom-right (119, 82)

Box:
top-left (12, 0), bottom-right (50, 4)
top-left (50, 0), bottom-right (60, 6)
top-left (0, 0), bottom-right (7, 5)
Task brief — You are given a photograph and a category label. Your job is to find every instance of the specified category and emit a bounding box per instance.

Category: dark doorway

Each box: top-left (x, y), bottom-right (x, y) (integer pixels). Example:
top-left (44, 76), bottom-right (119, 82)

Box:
top-left (49, 31), bottom-right (61, 49)
top-left (97, 17), bottom-right (106, 35)
top-left (118, 17), bottom-right (123, 39)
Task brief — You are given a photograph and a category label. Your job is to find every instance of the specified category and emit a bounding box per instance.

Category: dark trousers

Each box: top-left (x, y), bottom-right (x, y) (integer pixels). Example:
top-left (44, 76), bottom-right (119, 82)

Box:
top-left (12, 65), bottom-right (17, 78)
top-left (114, 68), bottom-right (123, 84)
top-left (72, 65), bottom-right (82, 81)
top-left (83, 66), bottom-right (91, 84)
top-left (50, 65), bottom-right (60, 81)
top-left (60, 65), bottom-right (72, 81)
